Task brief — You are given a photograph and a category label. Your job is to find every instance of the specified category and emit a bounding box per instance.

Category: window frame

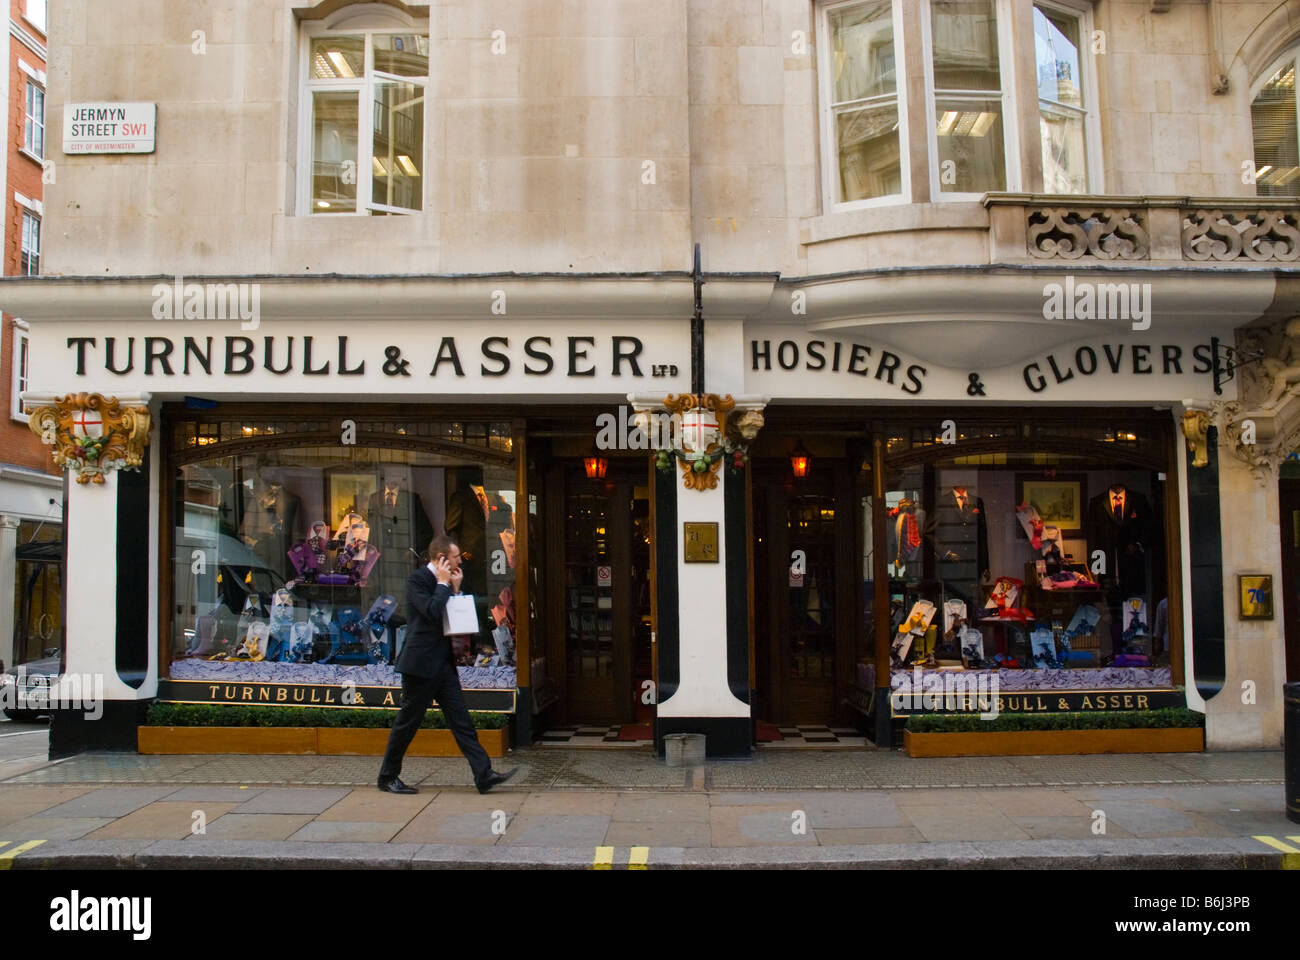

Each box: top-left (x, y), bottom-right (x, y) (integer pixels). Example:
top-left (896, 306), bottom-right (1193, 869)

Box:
top-left (1250, 48), bottom-right (1300, 197)
top-left (20, 210), bottom-right (40, 276)
top-left (11, 322), bottom-right (30, 423)
top-left (921, 0), bottom-right (1021, 202)
top-left (23, 79), bottom-right (45, 160)
top-left (816, 0), bottom-right (912, 212)
top-left (296, 18), bottom-right (429, 217)
top-left (1032, 0), bottom-right (1102, 195)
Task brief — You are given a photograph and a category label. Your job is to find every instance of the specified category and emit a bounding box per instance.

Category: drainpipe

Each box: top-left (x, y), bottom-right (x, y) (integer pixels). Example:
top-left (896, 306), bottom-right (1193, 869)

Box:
top-left (691, 243), bottom-right (704, 395)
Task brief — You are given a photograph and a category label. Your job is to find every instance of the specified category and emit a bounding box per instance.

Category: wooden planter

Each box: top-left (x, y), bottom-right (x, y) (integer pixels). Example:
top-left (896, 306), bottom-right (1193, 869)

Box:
top-left (138, 726), bottom-right (509, 758)
top-left (903, 727), bottom-right (1204, 758)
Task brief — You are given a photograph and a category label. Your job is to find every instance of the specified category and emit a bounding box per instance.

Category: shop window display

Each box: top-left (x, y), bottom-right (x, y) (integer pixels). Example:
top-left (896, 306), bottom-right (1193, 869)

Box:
top-left (883, 432), bottom-right (1171, 693)
top-left (168, 420), bottom-right (517, 691)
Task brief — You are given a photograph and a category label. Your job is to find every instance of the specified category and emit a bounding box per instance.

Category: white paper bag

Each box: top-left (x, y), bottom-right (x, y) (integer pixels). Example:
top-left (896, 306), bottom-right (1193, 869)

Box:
top-left (442, 594), bottom-right (479, 635)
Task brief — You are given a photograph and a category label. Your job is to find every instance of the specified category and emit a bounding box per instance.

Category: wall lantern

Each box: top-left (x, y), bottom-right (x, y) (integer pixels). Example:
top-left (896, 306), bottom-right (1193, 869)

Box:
top-left (584, 452), bottom-right (610, 479)
top-left (790, 439), bottom-right (811, 478)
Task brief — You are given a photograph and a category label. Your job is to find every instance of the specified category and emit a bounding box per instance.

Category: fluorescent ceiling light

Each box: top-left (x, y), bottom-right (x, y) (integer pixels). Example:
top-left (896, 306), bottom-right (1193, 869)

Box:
top-left (316, 200), bottom-right (330, 208)
top-left (396, 155), bottom-right (419, 176)
top-left (937, 111), bottom-right (959, 136)
top-left (1256, 165), bottom-right (1273, 178)
top-left (372, 157), bottom-right (388, 177)
top-left (326, 51), bottom-right (356, 78)
top-left (970, 111), bottom-right (996, 137)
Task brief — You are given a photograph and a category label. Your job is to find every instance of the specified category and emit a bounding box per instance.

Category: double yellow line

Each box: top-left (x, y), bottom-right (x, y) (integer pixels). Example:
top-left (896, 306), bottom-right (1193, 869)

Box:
top-left (0, 839), bottom-right (46, 870)
top-left (593, 846), bottom-right (650, 869)
top-left (1253, 835), bottom-right (1300, 868)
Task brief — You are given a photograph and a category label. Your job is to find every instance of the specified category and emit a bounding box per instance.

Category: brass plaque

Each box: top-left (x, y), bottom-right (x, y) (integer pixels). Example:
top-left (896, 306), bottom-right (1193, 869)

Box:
top-left (683, 522), bottom-right (720, 563)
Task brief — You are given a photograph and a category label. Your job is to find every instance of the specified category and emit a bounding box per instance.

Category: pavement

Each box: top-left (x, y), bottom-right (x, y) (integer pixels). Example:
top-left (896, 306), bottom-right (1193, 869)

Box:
top-left (0, 731), bottom-right (1297, 869)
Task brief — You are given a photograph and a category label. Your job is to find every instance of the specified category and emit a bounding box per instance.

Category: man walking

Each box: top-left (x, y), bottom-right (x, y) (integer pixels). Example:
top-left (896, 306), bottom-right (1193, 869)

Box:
top-left (378, 534), bottom-right (517, 794)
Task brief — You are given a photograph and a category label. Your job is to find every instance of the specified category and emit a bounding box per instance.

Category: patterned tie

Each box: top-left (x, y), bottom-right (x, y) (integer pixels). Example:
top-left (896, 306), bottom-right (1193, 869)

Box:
top-left (1113, 494), bottom-right (1123, 523)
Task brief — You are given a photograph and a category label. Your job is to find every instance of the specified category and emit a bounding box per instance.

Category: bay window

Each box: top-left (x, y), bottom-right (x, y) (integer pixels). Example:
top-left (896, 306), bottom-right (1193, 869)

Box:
top-left (819, 0), bottom-right (908, 208)
top-left (301, 25), bottom-right (428, 215)
top-left (1252, 54), bottom-right (1300, 197)
top-left (1034, 1), bottom-right (1093, 195)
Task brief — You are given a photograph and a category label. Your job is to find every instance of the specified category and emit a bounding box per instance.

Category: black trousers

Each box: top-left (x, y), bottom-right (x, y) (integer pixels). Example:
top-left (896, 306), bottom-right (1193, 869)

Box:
top-left (379, 663), bottom-right (491, 784)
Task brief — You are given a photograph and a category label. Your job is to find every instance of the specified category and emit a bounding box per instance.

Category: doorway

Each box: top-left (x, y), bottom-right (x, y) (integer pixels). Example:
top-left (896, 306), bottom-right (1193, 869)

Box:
top-left (544, 459), bottom-right (653, 727)
top-left (753, 459), bottom-right (859, 727)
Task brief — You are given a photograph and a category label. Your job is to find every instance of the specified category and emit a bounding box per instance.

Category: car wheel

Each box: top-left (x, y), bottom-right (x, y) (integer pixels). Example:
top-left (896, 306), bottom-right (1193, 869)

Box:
top-left (2, 710), bottom-right (47, 723)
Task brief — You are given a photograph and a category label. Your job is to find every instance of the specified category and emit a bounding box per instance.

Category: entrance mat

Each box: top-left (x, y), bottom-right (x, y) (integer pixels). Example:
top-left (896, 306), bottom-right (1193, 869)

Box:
top-left (537, 725), bottom-right (653, 748)
top-left (756, 723), bottom-right (783, 742)
top-left (617, 723), bottom-right (653, 741)
top-left (761, 725), bottom-right (869, 749)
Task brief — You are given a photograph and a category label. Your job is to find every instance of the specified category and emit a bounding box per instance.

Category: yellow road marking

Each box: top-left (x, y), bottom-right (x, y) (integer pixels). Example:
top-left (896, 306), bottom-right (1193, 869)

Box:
top-left (629, 846), bottom-right (649, 870)
top-left (0, 841), bottom-right (10, 852)
top-left (592, 846), bottom-right (614, 869)
top-left (0, 839), bottom-right (45, 869)
top-left (1254, 835), bottom-right (1300, 854)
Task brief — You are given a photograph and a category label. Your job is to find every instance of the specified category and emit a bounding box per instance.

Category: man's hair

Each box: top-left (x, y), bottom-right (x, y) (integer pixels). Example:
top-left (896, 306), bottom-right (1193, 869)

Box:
top-left (427, 534), bottom-right (457, 560)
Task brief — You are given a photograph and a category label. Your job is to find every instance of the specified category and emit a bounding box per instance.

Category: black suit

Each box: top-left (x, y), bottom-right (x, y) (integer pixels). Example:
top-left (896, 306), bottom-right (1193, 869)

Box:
top-left (379, 566), bottom-right (491, 785)
top-left (934, 492), bottom-right (988, 602)
top-left (1086, 488), bottom-right (1152, 596)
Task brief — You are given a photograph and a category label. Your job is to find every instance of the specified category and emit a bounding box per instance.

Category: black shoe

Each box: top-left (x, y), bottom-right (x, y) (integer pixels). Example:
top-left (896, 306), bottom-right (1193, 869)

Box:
top-left (476, 767), bottom-right (518, 794)
top-left (377, 776), bottom-right (418, 794)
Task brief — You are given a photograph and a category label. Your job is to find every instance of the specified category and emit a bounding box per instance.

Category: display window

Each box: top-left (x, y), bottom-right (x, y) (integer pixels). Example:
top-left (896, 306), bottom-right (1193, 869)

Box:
top-left (880, 416), bottom-right (1174, 693)
top-left (166, 413), bottom-right (517, 690)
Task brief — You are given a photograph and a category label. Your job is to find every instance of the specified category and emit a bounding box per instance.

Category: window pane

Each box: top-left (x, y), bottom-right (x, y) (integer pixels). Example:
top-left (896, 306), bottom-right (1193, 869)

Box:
top-left (935, 97), bottom-right (1005, 192)
top-left (837, 103), bottom-right (902, 201)
top-left (1040, 101), bottom-right (1087, 194)
top-left (830, 1), bottom-right (896, 103)
top-left (310, 35), bottom-right (364, 79)
top-left (931, 0), bottom-right (1000, 91)
top-left (1034, 5), bottom-right (1082, 107)
top-left (312, 91), bottom-right (358, 213)
top-left (372, 81), bottom-right (424, 211)
top-left (374, 34), bottom-right (429, 77)
top-left (1252, 62), bottom-right (1300, 196)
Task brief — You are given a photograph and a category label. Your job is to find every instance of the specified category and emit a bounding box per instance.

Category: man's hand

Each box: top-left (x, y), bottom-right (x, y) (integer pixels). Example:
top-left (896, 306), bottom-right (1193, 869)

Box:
top-left (450, 567), bottom-right (464, 594)
top-left (433, 555), bottom-right (453, 585)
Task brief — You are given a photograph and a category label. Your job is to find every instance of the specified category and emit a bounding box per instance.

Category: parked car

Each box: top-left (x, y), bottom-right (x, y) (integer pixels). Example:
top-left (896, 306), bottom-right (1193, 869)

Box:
top-left (0, 653), bottom-right (60, 722)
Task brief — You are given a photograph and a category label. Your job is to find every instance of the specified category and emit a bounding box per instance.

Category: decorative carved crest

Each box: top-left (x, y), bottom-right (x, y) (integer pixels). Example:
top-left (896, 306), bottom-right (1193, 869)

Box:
top-left (27, 393), bottom-right (151, 484)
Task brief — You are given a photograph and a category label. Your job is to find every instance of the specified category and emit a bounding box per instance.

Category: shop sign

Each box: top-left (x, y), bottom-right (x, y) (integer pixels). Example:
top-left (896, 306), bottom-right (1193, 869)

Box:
top-left (156, 678), bottom-right (516, 712)
top-left (35, 321), bottom-right (691, 397)
top-left (63, 102), bottom-right (156, 154)
top-left (889, 687), bottom-right (1185, 716)
top-left (746, 328), bottom-right (1233, 402)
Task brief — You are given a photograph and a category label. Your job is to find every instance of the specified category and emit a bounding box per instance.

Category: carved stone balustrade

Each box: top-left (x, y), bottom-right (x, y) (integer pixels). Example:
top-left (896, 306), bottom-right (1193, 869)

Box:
top-left (985, 195), bottom-right (1300, 265)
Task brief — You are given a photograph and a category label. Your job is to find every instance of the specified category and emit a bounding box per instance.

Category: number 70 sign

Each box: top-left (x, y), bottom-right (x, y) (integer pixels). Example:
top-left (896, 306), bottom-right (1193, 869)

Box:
top-left (1238, 575), bottom-right (1273, 620)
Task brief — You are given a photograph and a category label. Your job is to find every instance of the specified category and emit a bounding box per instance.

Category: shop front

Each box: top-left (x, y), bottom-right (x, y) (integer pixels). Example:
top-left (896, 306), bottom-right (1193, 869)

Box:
top-left (17, 280), bottom-right (695, 755)
top-left (737, 302), bottom-right (1238, 748)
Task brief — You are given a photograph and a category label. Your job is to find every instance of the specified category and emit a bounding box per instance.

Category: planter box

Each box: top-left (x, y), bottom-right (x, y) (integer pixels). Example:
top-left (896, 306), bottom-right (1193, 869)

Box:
top-left (138, 726), bottom-right (509, 758)
top-left (903, 727), bottom-right (1204, 758)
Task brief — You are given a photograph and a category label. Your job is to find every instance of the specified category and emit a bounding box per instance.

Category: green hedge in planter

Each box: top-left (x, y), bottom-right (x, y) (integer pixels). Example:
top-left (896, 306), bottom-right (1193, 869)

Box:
top-left (905, 707), bottom-right (1203, 734)
top-left (146, 702), bottom-right (510, 730)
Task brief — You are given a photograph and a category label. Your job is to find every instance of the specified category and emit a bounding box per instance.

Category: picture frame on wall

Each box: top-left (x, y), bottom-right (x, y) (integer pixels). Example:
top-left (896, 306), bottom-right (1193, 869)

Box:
top-left (327, 470), bottom-right (378, 531)
top-left (1238, 574), bottom-right (1274, 620)
top-left (1016, 474), bottom-right (1085, 536)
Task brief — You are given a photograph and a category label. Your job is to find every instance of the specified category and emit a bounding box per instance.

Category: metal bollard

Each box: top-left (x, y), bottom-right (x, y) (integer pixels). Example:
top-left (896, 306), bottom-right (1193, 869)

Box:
top-left (663, 732), bottom-right (706, 767)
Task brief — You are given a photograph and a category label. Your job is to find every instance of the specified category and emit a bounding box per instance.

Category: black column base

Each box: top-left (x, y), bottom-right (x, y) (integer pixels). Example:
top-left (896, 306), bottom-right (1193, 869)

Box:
top-left (49, 700), bottom-right (150, 759)
top-left (655, 716), bottom-right (751, 758)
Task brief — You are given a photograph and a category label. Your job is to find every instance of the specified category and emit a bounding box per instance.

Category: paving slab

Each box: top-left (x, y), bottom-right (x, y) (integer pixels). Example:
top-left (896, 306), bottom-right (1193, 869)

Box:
top-left (86, 801), bottom-right (239, 840)
top-left (519, 791), bottom-right (618, 815)
top-left (0, 816), bottom-right (116, 840)
top-left (160, 786), bottom-right (268, 803)
top-left (313, 788), bottom-right (435, 822)
top-left (33, 786), bottom-right (179, 818)
top-left (813, 826), bottom-right (928, 845)
top-left (709, 805), bottom-right (822, 846)
top-left (498, 814), bottom-right (612, 846)
top-left (976, 788), bottom-right (1096, 818)
top-left (1008, 815), bottom-right (1134, 840)
top-left (1089, 801), bottom-right (1235, 838)
top-left (392, 810), bottom-right (508, 845)
top-left (288, 821), bottom-right (403, 842)
top-left (230, 787), bottom-right (353, 815)
top-left (603, 820), bottom-right (711, 847)
top-left (192, 813), bottom-right (315, 841)
top-left (611, 792), bottom-right (710, 822)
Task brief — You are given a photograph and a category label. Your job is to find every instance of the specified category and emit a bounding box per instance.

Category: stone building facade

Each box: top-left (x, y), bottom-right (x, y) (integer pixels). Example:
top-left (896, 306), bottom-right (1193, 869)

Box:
top-left (4, 0), bottom-right (1300, 755)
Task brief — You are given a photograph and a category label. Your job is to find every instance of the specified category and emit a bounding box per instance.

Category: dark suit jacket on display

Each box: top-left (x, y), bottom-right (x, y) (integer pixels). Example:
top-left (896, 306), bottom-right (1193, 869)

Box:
top-left (1086, 488), bottom-right (1153, 594)
top-left (395, 566), bottom-right (456, 679)
top-left (366, 490), bottom-right (434, 558)
top-left (934, 492), bottom-right (988, 578)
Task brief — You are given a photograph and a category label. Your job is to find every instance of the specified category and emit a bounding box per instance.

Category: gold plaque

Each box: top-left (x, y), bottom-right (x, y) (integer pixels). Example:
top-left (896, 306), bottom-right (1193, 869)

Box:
top-left (1239, 574), bottom-right (1274, 620)
top-left (683, 522), bottom-right (720, 563)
